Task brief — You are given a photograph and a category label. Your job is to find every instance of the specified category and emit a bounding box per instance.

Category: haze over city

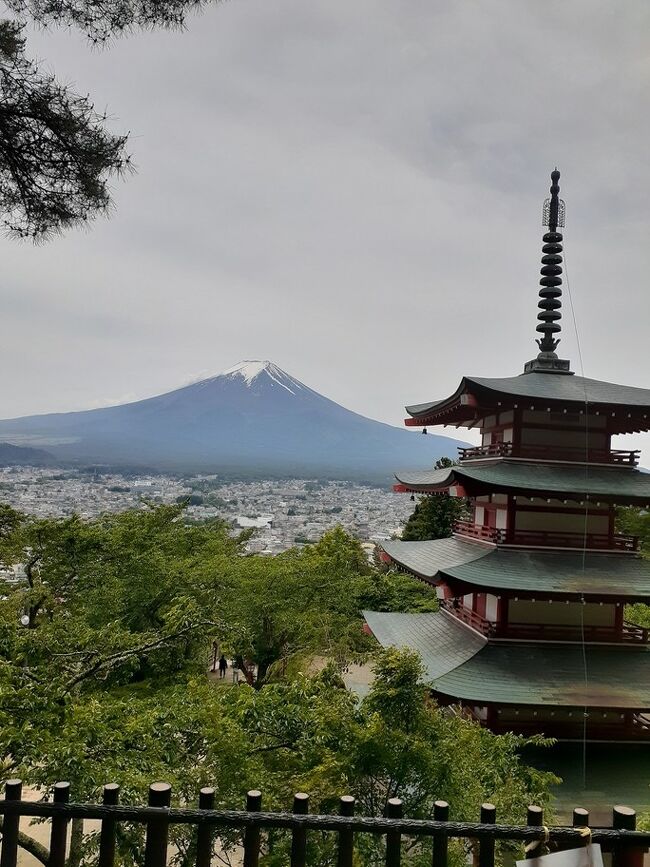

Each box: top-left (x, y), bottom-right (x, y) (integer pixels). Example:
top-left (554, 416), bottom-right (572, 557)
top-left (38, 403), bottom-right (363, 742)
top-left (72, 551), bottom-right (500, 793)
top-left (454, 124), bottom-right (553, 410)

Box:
top-left (2, 1), bottom-right (650, 457)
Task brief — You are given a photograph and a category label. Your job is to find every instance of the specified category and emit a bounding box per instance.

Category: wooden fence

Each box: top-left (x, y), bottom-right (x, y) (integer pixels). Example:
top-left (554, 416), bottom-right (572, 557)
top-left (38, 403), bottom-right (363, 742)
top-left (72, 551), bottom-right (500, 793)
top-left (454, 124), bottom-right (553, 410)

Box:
top-left (1, 780), bottom-right (648, 867)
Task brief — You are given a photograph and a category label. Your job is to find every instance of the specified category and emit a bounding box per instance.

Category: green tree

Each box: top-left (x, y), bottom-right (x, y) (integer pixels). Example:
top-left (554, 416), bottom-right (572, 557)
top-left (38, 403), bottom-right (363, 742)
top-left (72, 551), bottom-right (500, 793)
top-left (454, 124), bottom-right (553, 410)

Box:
top-left (617, 507), bottom-right (650, 628)
top-left (214, 649), bottom-right (557, 865)
top-left (216, 527), bottom-right (376, 686)
top-left (0, 1), bottom-right (222, 238)
top-left (0, 505), bottom-right (557, 866)
top-left (401, 458), bottom-right (468, 542)
top-left (617, 506), bottom-right (650, 554)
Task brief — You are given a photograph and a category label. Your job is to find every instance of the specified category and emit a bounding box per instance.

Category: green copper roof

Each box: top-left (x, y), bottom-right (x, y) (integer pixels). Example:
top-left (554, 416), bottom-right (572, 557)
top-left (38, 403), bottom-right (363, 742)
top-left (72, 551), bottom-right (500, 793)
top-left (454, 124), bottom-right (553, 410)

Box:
top-left (395, 461), bottom-right (650, 504)
top-left (382, 539), bottom-right (650, 598)
top-left (434, 642), bottom-right (650, 709)
top-left (406, 372), bottom-right (650, 418)
top-left (365, 610), bottom-right (650, 708)
top-left (381, 537), bottom-right (488, 579)
top-left (362, 610), bottom-right (485, 681)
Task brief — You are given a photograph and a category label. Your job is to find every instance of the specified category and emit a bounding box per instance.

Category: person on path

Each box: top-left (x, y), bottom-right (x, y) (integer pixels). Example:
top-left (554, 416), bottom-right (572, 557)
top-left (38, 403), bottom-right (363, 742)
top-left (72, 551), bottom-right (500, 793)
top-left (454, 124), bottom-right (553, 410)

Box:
top-left (218, 654), bottom-right (227, 679)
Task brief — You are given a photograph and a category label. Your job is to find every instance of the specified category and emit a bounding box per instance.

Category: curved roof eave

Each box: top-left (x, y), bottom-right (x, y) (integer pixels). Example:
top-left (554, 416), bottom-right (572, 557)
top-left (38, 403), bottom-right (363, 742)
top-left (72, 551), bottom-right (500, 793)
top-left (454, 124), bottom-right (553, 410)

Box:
top-left (405, 372), bottom-right (650, 422)
top-left (362, 610), bottom-right (486, 682)
top-left (433, 643), bottom-right (650, 709)
top-left (382, 539), bottom-right (650, 598)
top-left (395, 461), bottom-right (650, 505)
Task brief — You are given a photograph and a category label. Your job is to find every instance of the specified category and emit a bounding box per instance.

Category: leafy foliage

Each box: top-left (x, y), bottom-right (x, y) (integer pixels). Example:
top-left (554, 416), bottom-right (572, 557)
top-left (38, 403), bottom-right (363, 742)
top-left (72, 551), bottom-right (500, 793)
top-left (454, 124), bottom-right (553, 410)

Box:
top-left (0, 505), bottom-right (557, 865)
top-left (617, 507), bottom-right (650, 628)
top-left (6, 0), bottom-right (217, 42)
top-left (617, 506), bottom-right (650, 555)
top-left (401, 458), bottom-right (468, 542)
top-left (0, 0), bottom-right (224, 237)
top-left (0, 21), bottom-right (130, 239)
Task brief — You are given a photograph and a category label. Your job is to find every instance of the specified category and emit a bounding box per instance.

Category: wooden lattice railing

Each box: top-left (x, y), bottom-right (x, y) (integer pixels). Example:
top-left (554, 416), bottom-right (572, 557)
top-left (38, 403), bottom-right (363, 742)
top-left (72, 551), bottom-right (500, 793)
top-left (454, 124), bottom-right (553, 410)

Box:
top-left (1, 780), bottom-right (648, 867)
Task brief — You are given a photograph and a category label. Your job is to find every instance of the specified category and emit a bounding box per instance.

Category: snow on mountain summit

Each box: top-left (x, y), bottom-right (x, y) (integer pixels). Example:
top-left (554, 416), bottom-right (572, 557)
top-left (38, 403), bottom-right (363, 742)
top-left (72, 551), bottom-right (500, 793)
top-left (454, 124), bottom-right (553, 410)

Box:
top-left (0, 359), bottom-right (466, 478)
top-left (220, 360), bottom-right (303, 395)
top-left (222, 360), bottom-right (272, 384)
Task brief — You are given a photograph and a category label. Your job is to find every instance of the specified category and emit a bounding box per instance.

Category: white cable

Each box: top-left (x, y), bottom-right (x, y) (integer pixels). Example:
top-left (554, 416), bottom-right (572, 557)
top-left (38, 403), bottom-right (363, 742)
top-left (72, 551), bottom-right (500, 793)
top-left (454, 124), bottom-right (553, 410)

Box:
top-left (563, 245), bottom-right (590, 791)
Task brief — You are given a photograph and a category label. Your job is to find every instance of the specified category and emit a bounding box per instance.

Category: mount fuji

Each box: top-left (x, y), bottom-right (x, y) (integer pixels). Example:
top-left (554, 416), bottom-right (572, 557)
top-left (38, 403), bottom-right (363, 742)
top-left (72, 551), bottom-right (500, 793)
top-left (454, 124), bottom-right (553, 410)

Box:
top-left (0, 361), bottom-right (465, 480)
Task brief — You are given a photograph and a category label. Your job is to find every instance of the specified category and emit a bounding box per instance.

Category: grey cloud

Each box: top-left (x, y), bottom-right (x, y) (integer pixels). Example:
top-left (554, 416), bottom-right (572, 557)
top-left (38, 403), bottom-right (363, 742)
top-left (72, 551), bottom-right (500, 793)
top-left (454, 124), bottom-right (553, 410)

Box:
top-left (1, 0), bottom-right (649, 458)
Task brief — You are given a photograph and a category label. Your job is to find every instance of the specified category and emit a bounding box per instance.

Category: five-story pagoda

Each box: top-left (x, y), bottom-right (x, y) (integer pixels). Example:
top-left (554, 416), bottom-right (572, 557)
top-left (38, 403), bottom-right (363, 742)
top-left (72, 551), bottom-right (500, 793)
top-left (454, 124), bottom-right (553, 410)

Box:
top-left (365, 170), bottom-right (650, 741)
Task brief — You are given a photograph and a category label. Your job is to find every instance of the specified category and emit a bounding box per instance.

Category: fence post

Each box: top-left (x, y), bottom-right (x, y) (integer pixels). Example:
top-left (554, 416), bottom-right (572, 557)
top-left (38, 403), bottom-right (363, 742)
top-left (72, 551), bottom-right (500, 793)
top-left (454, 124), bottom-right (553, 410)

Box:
top-left (98, 784), bottom-right (120, 867)
top-left (243, 790), bottom-right (262, 867)
top-left (48, 782), bottom-right (70, 867)
top-left (573, 808), bottom-right (589, 828)
top-left (143, 783), bottom-right (171, 867)
top-left (290, 793), bottom-right (309, 867)
top-left (385, 798), bottom-right (403, 867)
top-left (613, 806), bottom-right (644, 867)
top-left (432, 800), bottom-right (449, 867)
top-left (478, 804), bottom-right (496, 867)
top-left (1, 779), bottom-right (22, 867)
top-left (195, 787), bottom-right (215, 867)
top-left (337, 796), bottom-right (355, 867)
top-left (524, 805), bottom-right (544, 860)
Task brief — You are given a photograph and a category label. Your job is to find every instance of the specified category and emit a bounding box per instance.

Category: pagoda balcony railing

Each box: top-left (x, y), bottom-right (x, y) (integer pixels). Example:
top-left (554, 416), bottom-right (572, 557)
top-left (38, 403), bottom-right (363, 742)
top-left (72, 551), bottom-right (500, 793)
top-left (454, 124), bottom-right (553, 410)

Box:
top-left (452, 521), bottom-right (503, 544)
top-left (489, 714), bottom-right (650, 741)
top-left (494, 620), bottom-right (649, 644)
top-left (440, 599), bottom-right (496, 636)
top-left (457, 442), bottom-right (640, 466)
top-left (453, 521), bottom-right (639, 552)
top-left (442, 600), bottom-right (649, 644)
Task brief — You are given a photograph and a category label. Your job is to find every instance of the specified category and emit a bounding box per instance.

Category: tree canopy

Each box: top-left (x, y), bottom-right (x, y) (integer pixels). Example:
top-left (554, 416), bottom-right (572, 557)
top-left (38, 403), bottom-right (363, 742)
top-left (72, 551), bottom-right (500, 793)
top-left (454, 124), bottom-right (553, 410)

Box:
top-left (0, 503), bottom-right (558, 865)
top-left (0, 1), bottom-right (220, 238)
top-left (401, 458), bottom-right (468, 542)
top-left (618, 506), bottom-right (650, 630)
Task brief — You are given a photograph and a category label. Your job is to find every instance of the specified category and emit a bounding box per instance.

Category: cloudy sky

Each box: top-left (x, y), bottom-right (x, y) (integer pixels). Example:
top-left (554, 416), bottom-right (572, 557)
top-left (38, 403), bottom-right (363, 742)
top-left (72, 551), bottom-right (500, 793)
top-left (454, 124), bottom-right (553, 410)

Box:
top-left (3, 0), bottom-right (650, 453)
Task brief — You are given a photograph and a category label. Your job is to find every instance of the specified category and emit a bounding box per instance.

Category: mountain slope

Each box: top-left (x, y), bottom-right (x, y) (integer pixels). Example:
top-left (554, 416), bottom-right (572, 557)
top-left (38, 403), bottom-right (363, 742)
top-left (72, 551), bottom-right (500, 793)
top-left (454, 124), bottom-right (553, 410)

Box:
top-left (0, 443), bottom-right (55, 467)
top-left (0, 361), bottom-right (466, 479)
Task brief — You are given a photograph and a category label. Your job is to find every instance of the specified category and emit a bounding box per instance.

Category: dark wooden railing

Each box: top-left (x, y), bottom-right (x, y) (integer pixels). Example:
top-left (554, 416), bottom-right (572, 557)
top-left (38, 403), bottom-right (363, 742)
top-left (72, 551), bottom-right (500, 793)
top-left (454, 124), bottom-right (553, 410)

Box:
top-left (441, 601), bottom-right (649, 644)
top-left (453, 521), bottom-right (639, 552)
top-left (458, 443), bottom-right (641, 466)
top-left (1, 781), bottom-right (648, 867)
top-left (440, 599), bottom-right (496, 636)
top-left (495, 620), bottom-right (648, 644)
top-left (453, 521), bottom-right (502, 543)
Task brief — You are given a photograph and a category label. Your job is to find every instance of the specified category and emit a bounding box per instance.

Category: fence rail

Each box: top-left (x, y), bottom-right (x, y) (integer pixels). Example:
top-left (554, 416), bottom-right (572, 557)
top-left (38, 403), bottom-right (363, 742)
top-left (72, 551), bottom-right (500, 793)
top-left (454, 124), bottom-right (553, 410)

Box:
top-left (1, 781), bottom-right (648, 867)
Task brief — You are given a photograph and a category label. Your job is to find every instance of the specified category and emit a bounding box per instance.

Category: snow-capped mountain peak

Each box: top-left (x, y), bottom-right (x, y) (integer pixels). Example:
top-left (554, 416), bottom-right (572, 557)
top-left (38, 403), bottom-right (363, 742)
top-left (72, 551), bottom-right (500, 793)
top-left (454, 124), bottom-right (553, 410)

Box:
top-left (220, 360), bottom-right (302, 395)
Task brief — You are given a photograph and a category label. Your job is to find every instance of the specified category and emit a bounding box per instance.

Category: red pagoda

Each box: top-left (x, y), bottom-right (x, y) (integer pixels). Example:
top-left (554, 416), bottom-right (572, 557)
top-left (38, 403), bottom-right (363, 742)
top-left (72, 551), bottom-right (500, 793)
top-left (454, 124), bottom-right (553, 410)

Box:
top-left (365, 170), bottom-right (650, 741)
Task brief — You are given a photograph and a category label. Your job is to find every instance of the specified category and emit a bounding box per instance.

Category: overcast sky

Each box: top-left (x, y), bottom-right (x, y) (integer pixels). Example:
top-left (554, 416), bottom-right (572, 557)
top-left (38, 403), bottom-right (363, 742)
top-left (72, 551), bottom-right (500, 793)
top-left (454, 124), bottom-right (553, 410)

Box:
top-left (3, 0), bottom-right (650, 453)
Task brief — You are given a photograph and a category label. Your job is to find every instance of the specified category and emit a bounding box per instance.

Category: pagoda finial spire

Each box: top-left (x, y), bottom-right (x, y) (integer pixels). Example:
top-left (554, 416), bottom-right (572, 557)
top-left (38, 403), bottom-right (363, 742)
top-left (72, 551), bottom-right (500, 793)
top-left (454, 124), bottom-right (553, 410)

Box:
top-left (523, 169), bottom-right (573, 375)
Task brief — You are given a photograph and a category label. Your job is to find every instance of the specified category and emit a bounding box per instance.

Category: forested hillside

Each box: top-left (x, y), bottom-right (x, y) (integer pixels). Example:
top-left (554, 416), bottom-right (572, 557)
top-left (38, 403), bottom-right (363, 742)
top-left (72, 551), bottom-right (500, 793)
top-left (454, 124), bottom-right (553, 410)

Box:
top-left (0, 504), bottom-right (557, 865)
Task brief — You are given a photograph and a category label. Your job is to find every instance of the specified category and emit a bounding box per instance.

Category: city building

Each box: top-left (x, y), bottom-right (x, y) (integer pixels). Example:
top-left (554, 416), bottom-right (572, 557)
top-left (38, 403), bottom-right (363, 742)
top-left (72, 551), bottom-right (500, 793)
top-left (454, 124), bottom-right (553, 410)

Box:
top-left (365, 170), bottom-right (650, 741)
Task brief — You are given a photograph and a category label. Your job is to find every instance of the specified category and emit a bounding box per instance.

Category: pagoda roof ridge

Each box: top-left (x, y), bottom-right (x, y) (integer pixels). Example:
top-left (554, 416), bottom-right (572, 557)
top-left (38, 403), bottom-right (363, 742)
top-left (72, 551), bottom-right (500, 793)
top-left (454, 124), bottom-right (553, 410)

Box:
top-left (394, 461), bottom-right (650, 505)
top-left (406, 372), bottom-right (650, 431)
top-left (434, 640), bottom-right (650, 709)
top-left (364, 610), bottom-right (650, 709)
top-left (362, 609), bottom-right (485, 682)
top-left (381, 538), bottom-right (650, 598)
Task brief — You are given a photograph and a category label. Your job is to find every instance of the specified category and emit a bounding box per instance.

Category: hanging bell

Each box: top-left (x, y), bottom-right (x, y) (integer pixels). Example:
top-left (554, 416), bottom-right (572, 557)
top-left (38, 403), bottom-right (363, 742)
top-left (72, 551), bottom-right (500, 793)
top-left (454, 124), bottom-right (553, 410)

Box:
top-left (422, 427), bottom-right (428, 435)
top-left (410, 494), bottom-right (415, 502)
